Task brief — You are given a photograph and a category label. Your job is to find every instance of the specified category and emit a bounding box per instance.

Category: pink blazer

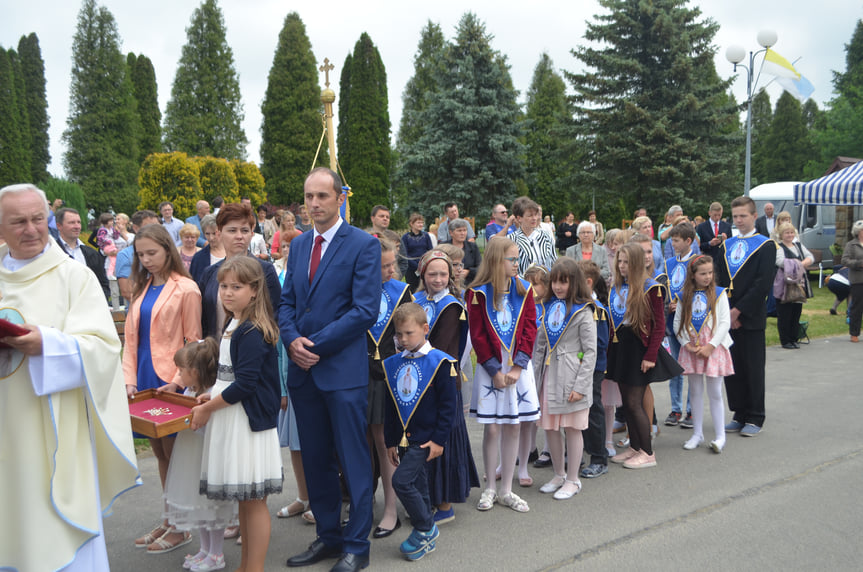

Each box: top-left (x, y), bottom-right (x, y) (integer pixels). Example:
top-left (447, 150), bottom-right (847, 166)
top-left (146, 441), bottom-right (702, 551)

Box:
top-left (123, 272), bottom-right (202, 387)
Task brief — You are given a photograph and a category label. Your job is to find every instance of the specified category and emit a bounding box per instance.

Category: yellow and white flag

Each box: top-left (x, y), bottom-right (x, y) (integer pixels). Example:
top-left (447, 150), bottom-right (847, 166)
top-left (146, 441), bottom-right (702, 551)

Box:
top-left (761, 49), bottom-right (814, 102)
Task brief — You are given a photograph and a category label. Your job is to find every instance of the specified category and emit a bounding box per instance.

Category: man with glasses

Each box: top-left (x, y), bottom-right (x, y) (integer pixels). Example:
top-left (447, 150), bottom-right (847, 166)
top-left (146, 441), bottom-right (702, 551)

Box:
top-left (485, 204), bottom-right (516, 241)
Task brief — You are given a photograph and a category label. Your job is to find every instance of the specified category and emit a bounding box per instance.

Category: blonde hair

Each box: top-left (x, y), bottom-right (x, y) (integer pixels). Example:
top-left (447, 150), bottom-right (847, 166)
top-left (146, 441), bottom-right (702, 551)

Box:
top-left (775, 221), bottom-right (797, 240)
top-left (434, 243), bottom-right (466, 293)
top-left (217, 257), bottom-right (279, 345)
top-left (613, 243), bottom-right (653, 336)
top-left (392, 302), bottom-right (428, 328)
top-left (179, 222), bottom-right (200, 238)
top-left (470, 237), bottom-right (526, 310)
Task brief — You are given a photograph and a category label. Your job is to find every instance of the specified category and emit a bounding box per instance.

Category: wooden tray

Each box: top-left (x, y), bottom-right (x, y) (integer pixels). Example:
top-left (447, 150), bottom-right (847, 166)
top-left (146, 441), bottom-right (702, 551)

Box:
top-left (128, 388), bottom-right (198, 438)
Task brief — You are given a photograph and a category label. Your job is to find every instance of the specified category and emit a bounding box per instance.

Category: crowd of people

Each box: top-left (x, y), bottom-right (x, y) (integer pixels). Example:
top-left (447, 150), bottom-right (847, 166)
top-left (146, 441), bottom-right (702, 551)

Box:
top-left (5, 177), bottom-right (863, 572)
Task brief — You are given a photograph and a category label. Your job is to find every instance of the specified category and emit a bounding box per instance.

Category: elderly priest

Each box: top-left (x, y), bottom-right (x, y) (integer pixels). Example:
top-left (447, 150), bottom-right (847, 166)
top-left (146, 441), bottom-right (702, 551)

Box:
top-left (0, 183), bottom-right (139, 571)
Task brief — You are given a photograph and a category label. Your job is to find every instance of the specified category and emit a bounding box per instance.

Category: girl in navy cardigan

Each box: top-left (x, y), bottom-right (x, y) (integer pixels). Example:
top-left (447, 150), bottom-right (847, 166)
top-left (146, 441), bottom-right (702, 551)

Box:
top-left (191, 256), bottom-right (283, 572)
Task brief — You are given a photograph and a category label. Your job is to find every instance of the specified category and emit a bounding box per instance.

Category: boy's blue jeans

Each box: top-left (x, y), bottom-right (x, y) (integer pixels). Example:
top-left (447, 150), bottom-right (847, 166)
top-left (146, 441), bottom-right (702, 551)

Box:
top-left (391, 444), bottom-right (433, 532)
top-left (666, 335), bottom-right (690, 414)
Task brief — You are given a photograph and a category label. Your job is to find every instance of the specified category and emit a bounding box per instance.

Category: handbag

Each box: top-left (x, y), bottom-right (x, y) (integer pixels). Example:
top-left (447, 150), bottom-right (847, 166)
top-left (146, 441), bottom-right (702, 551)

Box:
top-left (781, 279), bottom-right (807, 304)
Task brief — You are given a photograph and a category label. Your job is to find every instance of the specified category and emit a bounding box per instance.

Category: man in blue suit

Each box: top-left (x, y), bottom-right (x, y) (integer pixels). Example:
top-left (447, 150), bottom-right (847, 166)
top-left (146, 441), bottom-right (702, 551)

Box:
top-left (280, 168), bottom-right (380, 572)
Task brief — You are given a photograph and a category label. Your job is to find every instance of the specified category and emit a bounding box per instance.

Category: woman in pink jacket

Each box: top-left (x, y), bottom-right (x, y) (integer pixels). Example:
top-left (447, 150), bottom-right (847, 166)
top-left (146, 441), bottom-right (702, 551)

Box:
top-left (123, 223), bottom-right (202, 553)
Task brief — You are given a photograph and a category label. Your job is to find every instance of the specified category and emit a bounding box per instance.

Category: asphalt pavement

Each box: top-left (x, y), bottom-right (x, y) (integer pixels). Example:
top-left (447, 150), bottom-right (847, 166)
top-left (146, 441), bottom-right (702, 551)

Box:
top-left (106, 335), bottom-right (863, 571)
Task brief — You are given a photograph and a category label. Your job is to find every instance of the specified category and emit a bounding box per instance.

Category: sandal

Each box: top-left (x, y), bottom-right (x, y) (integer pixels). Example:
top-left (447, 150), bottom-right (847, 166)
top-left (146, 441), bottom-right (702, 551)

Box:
top-left (301, 510), bottom-right (316, 524)
top-left (499, 491), bottom-right (529, 513)
top-left (146, 529), bottom-right (192, 554)
top-left (518, 476), bottom-right (533, 487)
top-left (135, 524), bottom-right (169, 548)
top-left (223, 525), bottom-right (239, 539)
top-left (553, 479), bottom-right (582, 500)
top-left (277, 498), bottom-right (310, 518)
top-left (476, 488), bottom-right (497, 511)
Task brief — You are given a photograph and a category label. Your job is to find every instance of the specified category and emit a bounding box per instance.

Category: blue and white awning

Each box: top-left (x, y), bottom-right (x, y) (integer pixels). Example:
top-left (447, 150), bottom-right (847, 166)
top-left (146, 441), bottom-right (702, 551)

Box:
top-left (794, 161), bottom-right (863, 205)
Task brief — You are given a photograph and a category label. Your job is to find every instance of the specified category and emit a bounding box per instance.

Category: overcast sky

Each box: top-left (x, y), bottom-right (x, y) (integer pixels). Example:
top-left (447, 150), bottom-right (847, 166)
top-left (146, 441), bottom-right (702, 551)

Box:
top-left (1, 1), bottom-right (859, 178)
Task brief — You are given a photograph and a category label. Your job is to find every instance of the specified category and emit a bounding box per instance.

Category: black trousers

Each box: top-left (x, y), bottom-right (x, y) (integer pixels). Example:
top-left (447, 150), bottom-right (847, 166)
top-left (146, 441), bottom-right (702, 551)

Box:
top-left (725, 328), bottom-right (766, 427)
top-left (776, 302), bottom-right (803, 345)
top-left (582, 370), bottom-right (608, 465)
top-left (849, 283), bottom-right (863, 336)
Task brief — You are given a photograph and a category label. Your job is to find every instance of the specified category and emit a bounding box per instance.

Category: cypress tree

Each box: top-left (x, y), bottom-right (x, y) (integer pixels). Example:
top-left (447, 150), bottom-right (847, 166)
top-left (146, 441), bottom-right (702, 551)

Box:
top-left (337, 33), bottom-right (391, 223)
top-left (399, 13), bottom-right (525, 218)
top-left (62, 0), bottom-right (140, 213)
top-left (525, 53), bottom-right (571, 220)
top-left (129, 53), bottom-right (162, 163)
top-left (17, 33), bottom-right (50, 183)
top-left (260, 12), bottom-right (325, 206)
top-left (7, 50), bottom-right (32, 182)
top-left (749, 89), bottom-right (772, 187)
top-left (0, 48), bottom-right (30, 186)
top-left (163, 0), bottom-right (247, 160)
top-left (566, 0), bottom-right (740, 217)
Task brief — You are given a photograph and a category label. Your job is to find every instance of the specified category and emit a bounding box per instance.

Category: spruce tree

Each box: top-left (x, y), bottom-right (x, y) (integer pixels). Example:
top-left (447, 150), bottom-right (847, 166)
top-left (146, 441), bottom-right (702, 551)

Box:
top-left (260, 12), bottom-right (325, 206)
top-left (163, 0), bottom-right (247, 160)
top-left (17, 33), bottom-right (50, 183)
top-left (129, 53), bottom-right (162, 163)
top-left (566, 0), bottom-right (740, 217)
top-left (760, 91), bottom-right (812, 182)
top-left (0, 48), bottom-right (30, 186)
top-left (834, 19), bottom-right (863, 108)
top-left (525, 53), bottom-right (571, 220)
top-left (749, 89), bottom-right (772, 187)
top-left (62, 0), bottom-right (140, 213)
top-left (337, 33), bottom-right (391, 223)
top-left (392, 21), bottom-right (446, 215)
top-left (399, 13), bottom-right (525, 218)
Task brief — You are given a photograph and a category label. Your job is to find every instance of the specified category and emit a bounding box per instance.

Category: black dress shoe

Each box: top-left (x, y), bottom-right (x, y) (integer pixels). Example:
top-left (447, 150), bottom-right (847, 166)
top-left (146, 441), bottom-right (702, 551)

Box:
top-left (372, 517), bottom-right (401, 539)
top-left (782, 343), bottom-right (796, 349)
top-left (330, 552), bottom-right (369, 572)
top-left (286, 539), bottom-right (343, 567)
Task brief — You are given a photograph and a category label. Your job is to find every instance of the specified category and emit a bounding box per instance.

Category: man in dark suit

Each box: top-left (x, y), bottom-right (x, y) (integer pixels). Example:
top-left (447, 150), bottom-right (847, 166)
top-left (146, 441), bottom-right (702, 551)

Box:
top-left (696, 202), bottom-right (732, 263)
top-left (280, 168), bottom-right (380, 572)
top-left (54, 207), bottom-right (110, 299)
top-left (755, 202), bottom-right (776, 237)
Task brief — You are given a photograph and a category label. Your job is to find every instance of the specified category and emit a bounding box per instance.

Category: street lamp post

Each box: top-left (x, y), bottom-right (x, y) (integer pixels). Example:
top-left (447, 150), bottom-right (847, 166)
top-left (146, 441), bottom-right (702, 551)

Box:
top-left (725, 29), bottom-right (778, 196)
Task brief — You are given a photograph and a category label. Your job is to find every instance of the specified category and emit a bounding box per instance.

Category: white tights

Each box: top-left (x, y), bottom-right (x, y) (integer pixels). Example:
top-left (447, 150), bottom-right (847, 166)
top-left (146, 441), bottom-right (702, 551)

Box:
top-left (483, 424), bottom-right (519, 496)
top-left (688, 374), bottom-right (725, 446)
top-left (545, 427), bottom-right (583, 479)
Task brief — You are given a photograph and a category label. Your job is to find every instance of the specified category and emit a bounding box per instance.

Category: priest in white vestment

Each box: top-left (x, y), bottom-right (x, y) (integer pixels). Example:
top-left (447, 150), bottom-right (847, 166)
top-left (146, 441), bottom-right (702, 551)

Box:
top-left (0, 184), bottom-right (140, 571)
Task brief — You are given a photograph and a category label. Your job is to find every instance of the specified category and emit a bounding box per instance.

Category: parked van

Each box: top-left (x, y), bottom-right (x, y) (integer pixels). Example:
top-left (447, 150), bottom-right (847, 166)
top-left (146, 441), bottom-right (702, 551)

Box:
top-left (748, 181), bottom-right (855, 267)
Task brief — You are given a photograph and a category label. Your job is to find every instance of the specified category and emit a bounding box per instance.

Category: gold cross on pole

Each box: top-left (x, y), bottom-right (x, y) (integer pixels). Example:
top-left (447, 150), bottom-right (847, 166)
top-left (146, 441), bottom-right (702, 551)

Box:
top-left (319, 58), bottom-right (334, 88)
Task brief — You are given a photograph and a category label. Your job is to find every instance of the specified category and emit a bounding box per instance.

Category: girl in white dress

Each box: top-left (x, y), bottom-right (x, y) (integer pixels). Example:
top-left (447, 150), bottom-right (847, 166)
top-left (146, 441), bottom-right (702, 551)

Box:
top-left (191, 257), bottom-right (284, 572)
top-left (466, 237), bottom-right (540, 513)
top-left (674, 255), bottom-right (734, 453)
top-left (164, 338), bottom-right (237, 571)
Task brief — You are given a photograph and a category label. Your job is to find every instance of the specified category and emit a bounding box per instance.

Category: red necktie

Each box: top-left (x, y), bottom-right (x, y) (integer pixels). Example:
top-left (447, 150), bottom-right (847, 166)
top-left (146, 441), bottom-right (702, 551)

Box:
top-left (309, 235), bottom-right (324, 284)
top-left (714, 221), bottom-right (719, 236)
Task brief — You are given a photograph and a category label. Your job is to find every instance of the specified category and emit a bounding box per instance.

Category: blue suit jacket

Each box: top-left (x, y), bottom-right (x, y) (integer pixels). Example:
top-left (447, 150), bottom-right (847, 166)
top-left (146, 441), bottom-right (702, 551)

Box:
top-left (279, 222), bottom-right (381, 391)
top-left (185, 215), bottom-right (207, 247)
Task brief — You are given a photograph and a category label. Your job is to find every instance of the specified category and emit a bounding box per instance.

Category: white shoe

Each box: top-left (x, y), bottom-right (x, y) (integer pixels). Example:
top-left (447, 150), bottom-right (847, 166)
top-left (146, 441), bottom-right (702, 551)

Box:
top-left (709, 439), bottom-right (725, 454)
top-left (683, 436), bottom-right (703, 450)
top-left (553, 479), bottom-right (582, 500)
top-left (539, 474), bottom-right (566, 494)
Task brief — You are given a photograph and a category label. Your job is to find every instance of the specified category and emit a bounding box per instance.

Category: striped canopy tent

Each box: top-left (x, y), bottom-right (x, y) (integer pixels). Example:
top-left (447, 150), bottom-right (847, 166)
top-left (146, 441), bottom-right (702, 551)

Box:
top-left (794, 160), bottom-right (863, 205)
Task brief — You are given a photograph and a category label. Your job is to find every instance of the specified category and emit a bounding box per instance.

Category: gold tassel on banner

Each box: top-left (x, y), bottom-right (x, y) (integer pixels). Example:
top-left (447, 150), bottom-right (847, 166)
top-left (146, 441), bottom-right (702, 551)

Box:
top-left (374, 344), bottom-right (380, 360)
top-left (459, 309), bottom-right (466, 321)
top-left (400, 432), bottom-right (409, 447)
top-left (593, 306), bottom-right (599, 320)
top-left (508, 355), bottom-right (514, 366)
top-left (612, 329), bottom-right (618, 343)
top-left (450, 362), bottom-right (457, 377)
top-left (545, 353), bottom-right (551, 366)
top-left (471, 296), bottom-right (478, 305)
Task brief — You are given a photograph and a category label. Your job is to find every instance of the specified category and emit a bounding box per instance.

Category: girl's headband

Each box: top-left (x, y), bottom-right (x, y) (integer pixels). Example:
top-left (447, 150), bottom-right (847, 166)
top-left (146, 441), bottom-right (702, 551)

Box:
top-left (418, 250), bottom-right (452, 277)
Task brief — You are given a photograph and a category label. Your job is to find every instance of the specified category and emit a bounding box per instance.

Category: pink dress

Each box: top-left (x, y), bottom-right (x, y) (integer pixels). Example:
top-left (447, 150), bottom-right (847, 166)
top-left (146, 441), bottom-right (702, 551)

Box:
top-left (539, 370), bottom-right (589, 431)
top-left (677, 323), bottom-right (734, 377)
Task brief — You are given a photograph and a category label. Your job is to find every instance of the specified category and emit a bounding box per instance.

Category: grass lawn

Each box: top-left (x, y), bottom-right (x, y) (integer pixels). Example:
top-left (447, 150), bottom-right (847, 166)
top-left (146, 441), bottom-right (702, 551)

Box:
top-left (765, 276), bottom-right (849, 346)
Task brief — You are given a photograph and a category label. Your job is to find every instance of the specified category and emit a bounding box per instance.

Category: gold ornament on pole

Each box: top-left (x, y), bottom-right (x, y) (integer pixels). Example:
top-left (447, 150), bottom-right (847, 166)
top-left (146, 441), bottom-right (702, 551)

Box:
top-left (312, 58), bottom-right (351, 222)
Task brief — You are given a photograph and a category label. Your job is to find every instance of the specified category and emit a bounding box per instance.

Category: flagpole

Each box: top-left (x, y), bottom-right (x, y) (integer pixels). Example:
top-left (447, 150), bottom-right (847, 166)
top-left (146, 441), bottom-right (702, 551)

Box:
top-left (725, 30), bottom-right (778, 196)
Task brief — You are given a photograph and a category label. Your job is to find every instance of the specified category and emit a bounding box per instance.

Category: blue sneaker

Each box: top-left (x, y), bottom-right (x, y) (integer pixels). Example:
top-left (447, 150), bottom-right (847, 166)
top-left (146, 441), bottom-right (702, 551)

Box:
top-left (399, 525), bottom-right (439, 557)
top-left (740, 423), bottom-right (762, 437)
top-left (405, 539), bottom-right (436, 561)
top-left (433, 507), bottom-right (455, 525)
top-left (725, 420), bottom-right (745, 432)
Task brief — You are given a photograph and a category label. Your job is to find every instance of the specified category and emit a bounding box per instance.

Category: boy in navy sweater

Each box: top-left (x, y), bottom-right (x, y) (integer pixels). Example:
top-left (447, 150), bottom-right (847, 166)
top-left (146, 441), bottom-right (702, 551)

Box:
top-left (383, 303), bottom-right (457, 561)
